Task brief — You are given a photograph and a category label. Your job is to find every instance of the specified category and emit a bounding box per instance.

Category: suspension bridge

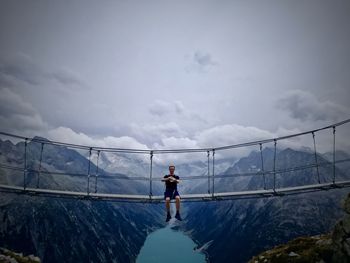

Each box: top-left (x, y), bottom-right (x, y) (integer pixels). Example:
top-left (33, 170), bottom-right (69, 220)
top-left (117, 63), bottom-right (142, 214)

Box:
top-left (0, 119), bottom-right (349, 202)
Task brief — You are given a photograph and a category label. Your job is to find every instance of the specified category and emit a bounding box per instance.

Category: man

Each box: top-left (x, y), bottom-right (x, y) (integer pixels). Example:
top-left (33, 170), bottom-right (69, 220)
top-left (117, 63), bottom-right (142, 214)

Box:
top-left (161, 164), bottom-right (182, 222)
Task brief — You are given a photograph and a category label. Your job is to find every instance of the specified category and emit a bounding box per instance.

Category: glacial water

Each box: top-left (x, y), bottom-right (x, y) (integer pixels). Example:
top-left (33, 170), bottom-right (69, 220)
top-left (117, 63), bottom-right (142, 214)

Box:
top-left (136, 225), bottom-right (206, 263)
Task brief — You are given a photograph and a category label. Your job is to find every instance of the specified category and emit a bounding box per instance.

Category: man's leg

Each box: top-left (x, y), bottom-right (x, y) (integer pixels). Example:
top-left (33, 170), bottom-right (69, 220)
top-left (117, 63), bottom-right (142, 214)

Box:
top-left (165, 197), bottom-right (171, 222)
top-left (175, 196), bottom-right (182, 221)
top-left (175, 196), bottom-right (180, 213)
top-left (166, 197), bottom-right (171, 213)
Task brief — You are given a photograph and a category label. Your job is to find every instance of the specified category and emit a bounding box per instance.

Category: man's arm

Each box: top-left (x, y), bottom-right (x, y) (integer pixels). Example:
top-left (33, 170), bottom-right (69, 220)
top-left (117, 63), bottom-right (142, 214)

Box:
top-left (161, 177), bottom-right (180, 183)
top-left (174, 176), bottom-right (180, 184)
top-left (161, 175), bottom-right (169, 182)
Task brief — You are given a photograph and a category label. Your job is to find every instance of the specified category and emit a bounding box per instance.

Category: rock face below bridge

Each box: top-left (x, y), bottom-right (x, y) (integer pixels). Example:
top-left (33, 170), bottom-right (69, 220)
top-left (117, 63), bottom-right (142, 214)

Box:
top-left (248, 192), bottom-right (350, 263)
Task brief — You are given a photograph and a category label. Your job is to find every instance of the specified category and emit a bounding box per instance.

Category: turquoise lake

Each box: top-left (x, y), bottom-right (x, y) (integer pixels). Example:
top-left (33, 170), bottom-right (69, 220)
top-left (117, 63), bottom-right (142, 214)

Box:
top-left (136, 225), bottom-right (206, 263)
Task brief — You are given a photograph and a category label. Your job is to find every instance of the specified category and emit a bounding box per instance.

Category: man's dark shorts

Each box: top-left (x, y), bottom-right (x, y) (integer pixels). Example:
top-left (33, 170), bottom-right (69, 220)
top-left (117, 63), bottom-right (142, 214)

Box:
top-left (164, 189), bottom-right (180, 200)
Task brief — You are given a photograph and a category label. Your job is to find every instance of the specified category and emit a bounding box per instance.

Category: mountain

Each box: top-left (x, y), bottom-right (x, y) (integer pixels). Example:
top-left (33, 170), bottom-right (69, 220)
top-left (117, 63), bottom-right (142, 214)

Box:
top-left (323, 150), bottom-right (350, 173)
top-left (0, 138), bottom-right (165, 263)
top-left (180, 147), bottom-right (350, 263)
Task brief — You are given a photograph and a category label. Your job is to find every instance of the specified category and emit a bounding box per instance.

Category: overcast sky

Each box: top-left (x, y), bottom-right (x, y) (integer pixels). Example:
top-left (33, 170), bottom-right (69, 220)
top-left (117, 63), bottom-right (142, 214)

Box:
top-left (0, 0), bottom-right (349, 153)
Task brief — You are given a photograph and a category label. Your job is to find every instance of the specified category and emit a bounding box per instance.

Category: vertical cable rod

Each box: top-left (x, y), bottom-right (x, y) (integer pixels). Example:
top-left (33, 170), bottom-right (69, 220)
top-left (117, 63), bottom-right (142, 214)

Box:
top-left (94, 150), bottom-right (100, 193)
top-left (273, 139), bottom-right (277, 193)
top-left (333, 126), bottom-right (336, 184)
top-left (87, 148), bottom-right (92, 195)
top-left (23, 138), bottom-right (28, 190)
top-left (149, 151), bottom-right (153, 198)
top-left (312, 132), bottom-right (321, 184)
top-left (207, 150), bottom-right (210, 194)
top-left (212, 149), bottom-right (215, 198)
top-left (36, 143), bottom-right (44, 188)
top-left (259, 143), bottom-right (266, 190)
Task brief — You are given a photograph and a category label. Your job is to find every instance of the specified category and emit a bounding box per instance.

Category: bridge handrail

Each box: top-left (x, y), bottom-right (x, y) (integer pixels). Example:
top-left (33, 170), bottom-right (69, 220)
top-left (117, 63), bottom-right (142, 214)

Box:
top-left (0, 119), bottom-right (349, 154)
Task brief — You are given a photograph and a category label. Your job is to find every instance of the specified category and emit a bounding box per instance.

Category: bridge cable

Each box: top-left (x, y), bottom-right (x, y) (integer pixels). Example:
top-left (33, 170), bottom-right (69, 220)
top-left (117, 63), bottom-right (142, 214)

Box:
top-left (23, 138), bottom-right (28, 190)
top-left (149, 151), bottom-right (153, 198)
top-left (259, 143), bottom-right (267, 190)
top-left (36, 143), bottom-right (44, 188)
top-left (273, 139), bottom-right (277, 193)
top-left (312, 132), bottom-right (321, 184)
top-left (87, 148), bottom-right (92, 195)
top-left (212, 149), bottom-right (215, 198)
top-left (207, 150), bottom-right (210, 194)
top-left (333, 126), bottom-right (336, 184)
top-left (95, 150), bottom-right (100, 193)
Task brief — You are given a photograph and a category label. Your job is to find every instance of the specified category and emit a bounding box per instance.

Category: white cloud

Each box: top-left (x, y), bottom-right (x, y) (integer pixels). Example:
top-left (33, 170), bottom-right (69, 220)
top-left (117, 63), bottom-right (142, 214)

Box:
top-left (47, 126), bottom-right (149, 150)
top-left (130, 121), bottom-right (186, 143)
top-left (194, 124), bottom-right (275, 159)
top-left (195, 124), bottom-right (273, 148)
top-left (154, 136), bottom-right (198, 150)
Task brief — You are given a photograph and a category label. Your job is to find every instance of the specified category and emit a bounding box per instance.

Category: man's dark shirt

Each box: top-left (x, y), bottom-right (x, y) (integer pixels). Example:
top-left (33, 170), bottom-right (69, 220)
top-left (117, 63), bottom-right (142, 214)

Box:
top-left (163, 174), bottom-right (179, 191)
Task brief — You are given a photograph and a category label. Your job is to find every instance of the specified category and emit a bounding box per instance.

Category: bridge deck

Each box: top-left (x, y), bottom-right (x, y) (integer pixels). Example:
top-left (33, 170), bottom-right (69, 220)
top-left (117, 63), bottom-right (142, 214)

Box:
top-left (1, 180), bottom-right (350, 202)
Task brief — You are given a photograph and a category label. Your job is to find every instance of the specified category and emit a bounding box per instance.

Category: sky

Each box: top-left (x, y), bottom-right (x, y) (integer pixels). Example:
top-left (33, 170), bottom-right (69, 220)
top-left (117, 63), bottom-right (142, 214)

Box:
top-left (0, 0), bottom-right (350, 154)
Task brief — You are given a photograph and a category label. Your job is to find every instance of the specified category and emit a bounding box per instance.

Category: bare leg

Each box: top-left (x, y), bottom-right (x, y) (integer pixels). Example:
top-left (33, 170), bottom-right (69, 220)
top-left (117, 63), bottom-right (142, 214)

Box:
top-left (175, 196), bottom-right (181, 213)
top-left (166, 197), bottom-right (170, 213)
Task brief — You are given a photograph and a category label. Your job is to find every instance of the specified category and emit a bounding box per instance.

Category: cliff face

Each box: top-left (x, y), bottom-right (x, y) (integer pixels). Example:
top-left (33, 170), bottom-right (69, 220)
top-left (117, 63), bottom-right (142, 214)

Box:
top-left (248, 192), bottom-right (350, 263)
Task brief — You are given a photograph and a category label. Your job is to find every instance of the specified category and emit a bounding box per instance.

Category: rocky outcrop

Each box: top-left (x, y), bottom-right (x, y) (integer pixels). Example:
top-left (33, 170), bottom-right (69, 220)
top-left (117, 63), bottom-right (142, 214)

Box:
top-left (248, 234), bottom-right (334, 262)
top-left (248, 192), bottom-right (350, 263)
top-left (0, 247), bottom-right (41, 263)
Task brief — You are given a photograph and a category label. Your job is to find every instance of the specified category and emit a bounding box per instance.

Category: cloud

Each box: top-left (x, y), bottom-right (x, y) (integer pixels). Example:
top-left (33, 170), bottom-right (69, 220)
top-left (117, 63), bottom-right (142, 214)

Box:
top-left (276, 90), bottom-right (349, 122)
top-left (130, 122), bottom-right (186, 144)
top-left (0, 53), bottom-right (93, 133)
top-left (154, 136), bottom-right (198, 150)
top-left (50, 68), bottom-right (86, 88)
top-left (193, 51), bottom-right (216, 67)
top-left (0, 53), bottom-right (44, 86)
top-left (0, 87), bottom-right (48, 133)
top-left (0, 53), bottom-right (87, 92)
top-left (47, 126), bottom-right (149, 150)
top-left (148, 100), bottom-right (174, 117)
top-left (151, 136), bottom-right (203, 166)
top-left (194, 124), bottom-right (275, 159)
top-left (0, 87), bottom-right (37, 116)
top-left (195, 124), bottom-right (274, 148)
top-left (185, 51), bottom-right (217, 73)
top-left (174, 100), bottom-right (185, 114)
top-left (148, 99), bottom-right (206, 124)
